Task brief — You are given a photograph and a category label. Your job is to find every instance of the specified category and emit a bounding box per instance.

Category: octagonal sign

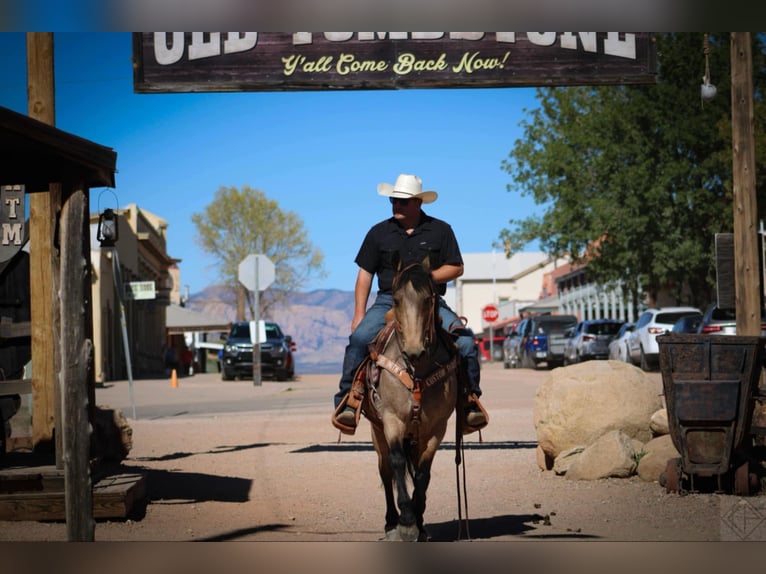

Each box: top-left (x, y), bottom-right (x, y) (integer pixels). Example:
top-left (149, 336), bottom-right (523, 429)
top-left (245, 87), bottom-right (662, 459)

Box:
top-left (238, 253), bottom-right (275, 292)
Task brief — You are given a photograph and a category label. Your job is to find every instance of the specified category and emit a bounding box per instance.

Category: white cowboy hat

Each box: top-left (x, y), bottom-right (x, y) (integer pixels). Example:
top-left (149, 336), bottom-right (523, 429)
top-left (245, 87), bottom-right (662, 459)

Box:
top-left (377, 174), bottom-right (438, 204)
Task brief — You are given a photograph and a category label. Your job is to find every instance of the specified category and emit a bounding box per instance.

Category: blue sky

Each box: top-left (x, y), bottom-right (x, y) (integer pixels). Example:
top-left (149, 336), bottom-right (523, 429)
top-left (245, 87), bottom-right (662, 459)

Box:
top-left (0, 32), bottom-right (543, 294)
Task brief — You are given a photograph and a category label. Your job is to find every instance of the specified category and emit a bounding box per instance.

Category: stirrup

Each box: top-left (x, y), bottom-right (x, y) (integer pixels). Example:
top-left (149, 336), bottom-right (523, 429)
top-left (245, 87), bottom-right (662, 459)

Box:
top-left (462, 394), bottom-right (489, 435)
top-left (331, 393), bottom-right (362, 435)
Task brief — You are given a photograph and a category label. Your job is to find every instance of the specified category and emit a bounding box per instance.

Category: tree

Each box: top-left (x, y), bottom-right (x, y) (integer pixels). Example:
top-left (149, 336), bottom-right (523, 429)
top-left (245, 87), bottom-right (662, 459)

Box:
top-left (499, 33), bottom-right (766, 312)
top-left (191, 185), bottom-right (326, 320)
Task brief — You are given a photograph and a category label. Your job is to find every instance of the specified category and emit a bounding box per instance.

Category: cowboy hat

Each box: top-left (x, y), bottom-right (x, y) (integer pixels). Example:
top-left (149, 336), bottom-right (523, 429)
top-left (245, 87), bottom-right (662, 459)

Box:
top-left (377, 174), bottom-right (438, 204)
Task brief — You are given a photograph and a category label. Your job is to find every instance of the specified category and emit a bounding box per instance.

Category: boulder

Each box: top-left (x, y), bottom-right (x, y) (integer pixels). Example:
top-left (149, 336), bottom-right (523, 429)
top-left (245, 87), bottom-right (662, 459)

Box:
top-left (636, 434), bottom-right (680, 483)
top-left (565, 430), bottom-right (637, 480)
top-left (536, 445), bottom-right (554, 471)
top-left (534, 360), bottom-right (663, 459)
top-left (553, 445), bottom-right (586, 475)
top-left (650, 408), bottom-right (669, 436)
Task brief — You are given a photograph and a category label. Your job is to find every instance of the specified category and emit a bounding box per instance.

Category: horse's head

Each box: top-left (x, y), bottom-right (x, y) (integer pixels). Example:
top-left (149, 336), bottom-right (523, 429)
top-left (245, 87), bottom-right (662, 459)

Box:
top-left (391, 257), bottom-right (437, 366)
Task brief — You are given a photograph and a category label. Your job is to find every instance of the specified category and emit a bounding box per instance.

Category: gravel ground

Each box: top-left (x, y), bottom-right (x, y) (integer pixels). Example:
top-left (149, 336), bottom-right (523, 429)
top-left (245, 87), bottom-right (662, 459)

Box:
top-left (0, 362), bottom-right (763, 543)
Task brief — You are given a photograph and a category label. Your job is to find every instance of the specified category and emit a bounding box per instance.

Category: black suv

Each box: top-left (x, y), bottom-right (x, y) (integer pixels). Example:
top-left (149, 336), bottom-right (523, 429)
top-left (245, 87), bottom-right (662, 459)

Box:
top-left (221, 321), bottom-right (295, 381)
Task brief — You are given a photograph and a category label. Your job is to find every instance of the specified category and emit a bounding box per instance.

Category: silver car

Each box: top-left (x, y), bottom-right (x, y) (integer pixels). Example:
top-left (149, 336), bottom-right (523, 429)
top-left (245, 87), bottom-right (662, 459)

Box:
top-left (608, 322), bottom-right (635, 362)
top-left (697, 303), bottom-right (766, 335)
top-left (563, 319), bottom-right (624, 364)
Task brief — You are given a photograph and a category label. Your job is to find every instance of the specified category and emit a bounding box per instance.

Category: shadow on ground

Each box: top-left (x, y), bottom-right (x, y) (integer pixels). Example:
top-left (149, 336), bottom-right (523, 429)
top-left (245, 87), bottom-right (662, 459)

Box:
top-left (424, 514), bottom-right (601, 541)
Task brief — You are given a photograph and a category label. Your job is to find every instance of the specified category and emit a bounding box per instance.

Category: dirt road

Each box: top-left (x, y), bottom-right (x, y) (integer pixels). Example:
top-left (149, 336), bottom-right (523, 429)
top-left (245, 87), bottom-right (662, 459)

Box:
top-left (0, 362), bottom-right (760, 542)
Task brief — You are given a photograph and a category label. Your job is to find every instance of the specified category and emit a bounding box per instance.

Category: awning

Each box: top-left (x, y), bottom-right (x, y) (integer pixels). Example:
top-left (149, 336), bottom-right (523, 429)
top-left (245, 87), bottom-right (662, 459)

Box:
top-left (165, 304), bottom-right (231, 335)
top-left (519, 296), bottom-right (560, 315)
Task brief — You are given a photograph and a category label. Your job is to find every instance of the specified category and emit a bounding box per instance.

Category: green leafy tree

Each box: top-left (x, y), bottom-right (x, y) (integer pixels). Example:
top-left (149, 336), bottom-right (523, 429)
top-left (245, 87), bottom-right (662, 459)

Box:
top-left (191, 185), bottom-right (326, 320)
top-left (499, 33), bottom-right (766, 313)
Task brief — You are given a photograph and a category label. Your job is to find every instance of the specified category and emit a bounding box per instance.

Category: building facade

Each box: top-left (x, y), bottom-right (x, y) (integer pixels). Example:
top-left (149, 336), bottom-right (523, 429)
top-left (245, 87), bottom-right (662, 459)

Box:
top-left (90, 203), bottom-right (179, 383)
top-left (451, 251), bottom-right (569, 337)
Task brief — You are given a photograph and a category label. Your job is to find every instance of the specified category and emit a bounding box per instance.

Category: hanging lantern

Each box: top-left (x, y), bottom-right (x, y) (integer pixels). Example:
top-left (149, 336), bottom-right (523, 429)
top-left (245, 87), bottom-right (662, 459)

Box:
top-left (97, 207), bottom-right (118, 247)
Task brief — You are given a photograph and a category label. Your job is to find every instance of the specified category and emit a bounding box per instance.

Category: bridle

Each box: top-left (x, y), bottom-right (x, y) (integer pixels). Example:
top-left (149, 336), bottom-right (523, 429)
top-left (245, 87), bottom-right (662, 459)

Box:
top-left (390, 262), bottom-right (438, 367)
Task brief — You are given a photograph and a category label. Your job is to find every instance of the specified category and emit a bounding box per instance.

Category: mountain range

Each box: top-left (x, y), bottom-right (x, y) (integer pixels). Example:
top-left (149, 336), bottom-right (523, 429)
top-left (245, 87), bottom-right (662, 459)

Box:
top-left (187, 285), bottom-right (354, 374)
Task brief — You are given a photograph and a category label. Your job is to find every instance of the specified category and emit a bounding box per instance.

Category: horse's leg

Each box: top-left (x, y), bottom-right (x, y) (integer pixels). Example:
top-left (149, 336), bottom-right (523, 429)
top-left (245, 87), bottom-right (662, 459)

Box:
top-left (372, 430), bottom-right (399, 537)
top-left (412, 458), bottom-right (433, 540)
top-left (390, 440), bottom-right (419, 542)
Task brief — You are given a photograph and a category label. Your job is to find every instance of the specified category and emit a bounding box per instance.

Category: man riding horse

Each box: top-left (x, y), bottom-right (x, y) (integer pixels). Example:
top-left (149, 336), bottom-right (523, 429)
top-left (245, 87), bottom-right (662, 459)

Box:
top-left (332, 173), bottom-right (488, 434)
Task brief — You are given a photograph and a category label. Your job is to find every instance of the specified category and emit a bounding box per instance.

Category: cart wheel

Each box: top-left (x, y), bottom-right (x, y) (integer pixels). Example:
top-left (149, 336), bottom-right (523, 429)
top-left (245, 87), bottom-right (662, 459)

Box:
top-left (734, 461), bottom-right (751, 496)
top-left (662, 458), bottom-right (681, 493)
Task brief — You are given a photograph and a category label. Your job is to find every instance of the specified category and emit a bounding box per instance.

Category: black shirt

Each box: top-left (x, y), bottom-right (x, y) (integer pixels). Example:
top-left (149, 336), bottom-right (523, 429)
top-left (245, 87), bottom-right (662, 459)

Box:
top-left (354, 211), bottom-right (463, 296)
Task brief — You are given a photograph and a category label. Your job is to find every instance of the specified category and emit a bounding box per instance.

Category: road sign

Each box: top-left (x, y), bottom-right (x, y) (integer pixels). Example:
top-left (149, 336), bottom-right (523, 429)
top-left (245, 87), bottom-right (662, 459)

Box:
top-left (123, 280), bottom-right (156, 300)
top-left (238, 254), bottom-right (275, 292)
top-left (482, 304), bottom-right (499, 323)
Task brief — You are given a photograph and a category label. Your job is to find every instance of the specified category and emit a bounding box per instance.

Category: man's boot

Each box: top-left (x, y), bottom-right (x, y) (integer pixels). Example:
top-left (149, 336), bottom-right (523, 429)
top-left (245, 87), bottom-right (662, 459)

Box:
top-left (331, 362), bottom-right (367, 434)
top-left (464, 393), bottom-right (488, 430)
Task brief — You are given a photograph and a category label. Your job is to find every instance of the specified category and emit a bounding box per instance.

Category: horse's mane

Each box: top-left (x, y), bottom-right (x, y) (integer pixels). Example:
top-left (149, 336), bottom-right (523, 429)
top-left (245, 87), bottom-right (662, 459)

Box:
top-left (393, 262), bottom-right (434, 297)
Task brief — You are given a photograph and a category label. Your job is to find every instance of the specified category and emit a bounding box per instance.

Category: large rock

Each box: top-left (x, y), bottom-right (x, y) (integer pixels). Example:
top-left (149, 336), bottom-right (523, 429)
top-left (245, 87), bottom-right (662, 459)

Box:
top-left (636, 434), bottom-right (680, 482)
top-left (565, 430), bottom-right (637, 480)
top-left (650, 408), bottom-right (669, 436)
top-left (534, 360), bottom-right (663, 459)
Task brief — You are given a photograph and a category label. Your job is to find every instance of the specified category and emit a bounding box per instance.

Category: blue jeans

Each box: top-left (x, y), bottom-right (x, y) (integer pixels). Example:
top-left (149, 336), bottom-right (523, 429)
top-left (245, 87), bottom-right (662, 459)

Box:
top-left (334, 292), bottom-right (481, 407)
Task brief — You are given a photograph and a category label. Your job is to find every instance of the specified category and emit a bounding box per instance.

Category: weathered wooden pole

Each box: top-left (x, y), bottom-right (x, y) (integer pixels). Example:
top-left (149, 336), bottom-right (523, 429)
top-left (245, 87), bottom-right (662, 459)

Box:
top-left (26, 32), bottom-right (63, 461)
top-left (60, 187), bottom-right (95, 541)
top-left (730, 32), bottom-right (760, 336)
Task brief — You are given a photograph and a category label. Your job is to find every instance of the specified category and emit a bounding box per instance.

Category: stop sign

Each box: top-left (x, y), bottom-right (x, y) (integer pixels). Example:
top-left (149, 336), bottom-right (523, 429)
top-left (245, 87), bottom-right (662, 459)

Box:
top-left (482, 304), bottom-right (499, 323)
top-left (238, 254), bottom-right (275, 292)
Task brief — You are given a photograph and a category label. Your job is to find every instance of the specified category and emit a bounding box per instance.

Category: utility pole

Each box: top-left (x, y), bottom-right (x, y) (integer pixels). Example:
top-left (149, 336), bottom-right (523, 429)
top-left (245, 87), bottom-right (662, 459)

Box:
top-left (730, 33), bottom-right (760, 335)
top-left (26, 33), bottom-right (62, 460)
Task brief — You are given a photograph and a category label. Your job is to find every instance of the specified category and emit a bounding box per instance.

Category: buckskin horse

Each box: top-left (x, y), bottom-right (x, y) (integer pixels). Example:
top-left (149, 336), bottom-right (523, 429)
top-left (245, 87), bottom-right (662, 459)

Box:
top-left (361, 258), bottom-right (461, 541)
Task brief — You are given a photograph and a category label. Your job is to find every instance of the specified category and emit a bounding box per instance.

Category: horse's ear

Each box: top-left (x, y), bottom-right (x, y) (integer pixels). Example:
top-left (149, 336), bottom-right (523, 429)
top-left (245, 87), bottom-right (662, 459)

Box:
top-left (421, 255), bottom-right (431, 271)
top-left (392, 250), bottom-right (402, 271)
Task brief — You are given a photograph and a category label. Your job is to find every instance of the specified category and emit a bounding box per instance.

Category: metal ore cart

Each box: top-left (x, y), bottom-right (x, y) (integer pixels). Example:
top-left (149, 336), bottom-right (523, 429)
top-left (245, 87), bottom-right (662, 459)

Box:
top-left (657, 333), bottom-right (764, 495)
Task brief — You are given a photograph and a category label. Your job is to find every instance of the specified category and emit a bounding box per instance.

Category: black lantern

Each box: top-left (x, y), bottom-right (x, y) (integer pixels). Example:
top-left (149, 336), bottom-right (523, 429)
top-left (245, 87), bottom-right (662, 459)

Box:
top-left (97, 207), bottom-right (118, 247)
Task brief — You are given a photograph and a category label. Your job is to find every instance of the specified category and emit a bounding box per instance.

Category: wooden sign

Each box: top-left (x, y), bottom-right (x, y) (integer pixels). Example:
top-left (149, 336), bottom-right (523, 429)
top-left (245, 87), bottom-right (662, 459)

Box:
top-left (0, 184), bottom-right (26, 263)
top-left (133, 32), bottom-right (657, 93)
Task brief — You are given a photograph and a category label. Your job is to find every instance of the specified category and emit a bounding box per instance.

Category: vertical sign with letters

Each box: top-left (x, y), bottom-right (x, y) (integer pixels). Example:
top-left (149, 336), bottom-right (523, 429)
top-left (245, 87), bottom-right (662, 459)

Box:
top-left (0, 184), bottom-right (26, 262)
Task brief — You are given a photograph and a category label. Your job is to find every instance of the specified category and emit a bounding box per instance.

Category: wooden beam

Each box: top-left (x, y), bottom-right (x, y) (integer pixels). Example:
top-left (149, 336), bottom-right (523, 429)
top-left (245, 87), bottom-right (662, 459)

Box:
top-left (730, 33), bottom-right (760, 335)
top-left (60, 186), bottom-right (94, 541)
top-left (26, 33), bottom-right (62, 460)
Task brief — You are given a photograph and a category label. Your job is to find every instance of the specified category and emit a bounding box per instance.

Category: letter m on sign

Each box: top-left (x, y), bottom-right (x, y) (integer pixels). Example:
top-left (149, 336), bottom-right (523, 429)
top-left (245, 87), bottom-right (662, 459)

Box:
top-left (0, 184), bottom-right (26, 263)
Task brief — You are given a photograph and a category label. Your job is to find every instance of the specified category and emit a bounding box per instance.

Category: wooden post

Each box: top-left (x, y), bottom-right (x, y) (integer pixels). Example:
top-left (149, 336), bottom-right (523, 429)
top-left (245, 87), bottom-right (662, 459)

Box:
top-left (60, 187), bottom-right (95, 541)
top-left (26, 32), bottom-right (63, 461)
top-left (730, 33), bottom-right (760, 336)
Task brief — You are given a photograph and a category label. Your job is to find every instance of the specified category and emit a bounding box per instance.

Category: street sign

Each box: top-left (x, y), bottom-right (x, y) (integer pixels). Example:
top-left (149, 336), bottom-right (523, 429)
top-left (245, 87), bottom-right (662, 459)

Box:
top-left (238, 254), bottom-right (275, 292)
top-left (482, 304), bottom-right (499, 323)
top-left (124, 280), bottom-right (156, 300)
top-left (248, 320), bottom-right (267, 344)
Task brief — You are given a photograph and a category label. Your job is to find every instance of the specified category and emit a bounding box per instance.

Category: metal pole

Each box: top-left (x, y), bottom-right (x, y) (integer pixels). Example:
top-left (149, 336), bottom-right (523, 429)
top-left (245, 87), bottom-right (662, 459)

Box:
top-left (253, 257), bottom-right (262, 386)
top-left (112, 251), bottom-right (136, 418)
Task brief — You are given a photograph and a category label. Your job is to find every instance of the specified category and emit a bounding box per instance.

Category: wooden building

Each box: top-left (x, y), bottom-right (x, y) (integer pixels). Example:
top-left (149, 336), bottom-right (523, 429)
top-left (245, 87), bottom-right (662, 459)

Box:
top-left (0, 105), bottom-right (141, 535)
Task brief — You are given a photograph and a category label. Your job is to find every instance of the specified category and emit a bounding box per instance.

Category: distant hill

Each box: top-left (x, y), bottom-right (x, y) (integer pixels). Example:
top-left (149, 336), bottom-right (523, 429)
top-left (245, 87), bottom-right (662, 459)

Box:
top-left (186, 286), bottom-right (354, 375)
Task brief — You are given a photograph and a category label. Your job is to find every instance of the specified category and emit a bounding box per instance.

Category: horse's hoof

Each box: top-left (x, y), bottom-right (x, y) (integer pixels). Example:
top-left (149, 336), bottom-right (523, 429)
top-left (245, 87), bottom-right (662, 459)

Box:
top-left (398, 524), bottom-right (419, 542)
top-left (384, 529), bottom-right (402, 541)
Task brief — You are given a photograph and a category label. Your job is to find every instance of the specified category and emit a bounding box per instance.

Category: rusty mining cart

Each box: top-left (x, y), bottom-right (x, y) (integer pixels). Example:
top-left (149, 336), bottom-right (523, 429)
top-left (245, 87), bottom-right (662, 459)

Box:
top-left (657, 333), bottom-right (765, 496)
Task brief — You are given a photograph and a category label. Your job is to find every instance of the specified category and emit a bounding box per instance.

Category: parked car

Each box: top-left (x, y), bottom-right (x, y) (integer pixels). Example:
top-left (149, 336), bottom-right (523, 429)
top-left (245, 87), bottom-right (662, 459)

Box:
top-left (608, 322), bottom-right (635, 362)
top-left (221, 320), bottom-right (295, 381)
top-left (562, 319), bottom-right (625, 364)
top-left (696, 303), bottom-right (766, 335)
top-left (476, 335), bottom-right (505, 362)
top-left (512, 314), bottom-right (578, 369)
top-left (670, 313), bottom-right (703, 334)
top-left (502, 325), bottom-right (520, 368)
top-left (627, 306), bottom-right (701, 371)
